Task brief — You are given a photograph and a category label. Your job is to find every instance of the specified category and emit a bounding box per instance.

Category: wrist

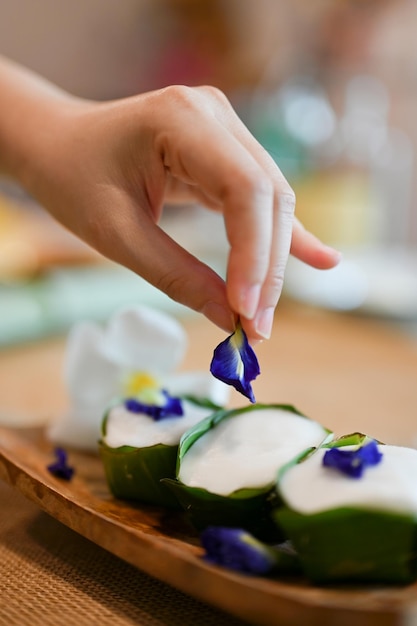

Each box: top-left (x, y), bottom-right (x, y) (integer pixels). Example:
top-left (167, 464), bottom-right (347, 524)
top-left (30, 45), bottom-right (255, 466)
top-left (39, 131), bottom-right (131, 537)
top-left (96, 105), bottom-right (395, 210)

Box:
top-left (0, 56), bottom-right (86, 192)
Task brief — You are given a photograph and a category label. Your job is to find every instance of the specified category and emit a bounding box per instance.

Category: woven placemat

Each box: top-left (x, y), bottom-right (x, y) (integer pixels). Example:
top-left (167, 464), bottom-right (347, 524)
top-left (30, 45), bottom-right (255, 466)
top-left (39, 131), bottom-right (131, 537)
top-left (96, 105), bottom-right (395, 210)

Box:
top-left (0, 482), bottom-right (256, 626)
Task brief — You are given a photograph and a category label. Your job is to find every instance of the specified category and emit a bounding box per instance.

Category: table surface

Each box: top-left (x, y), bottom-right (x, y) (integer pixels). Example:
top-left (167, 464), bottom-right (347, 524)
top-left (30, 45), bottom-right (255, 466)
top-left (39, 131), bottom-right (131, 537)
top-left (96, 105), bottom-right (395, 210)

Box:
top-left (1, 300), bottom-right (417, 625)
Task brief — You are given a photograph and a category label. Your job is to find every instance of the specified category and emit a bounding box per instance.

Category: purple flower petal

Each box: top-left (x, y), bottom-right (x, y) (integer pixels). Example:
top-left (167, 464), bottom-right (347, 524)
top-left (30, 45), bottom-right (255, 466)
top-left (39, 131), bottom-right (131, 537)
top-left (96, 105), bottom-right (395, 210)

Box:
top-left (124, 390), bottom-right (184, 421)
top-left (47, 447), bottom-right (74, 481)
top-left (210, 323), bottom-right (260, 403)
top-left (200, 526), bottom-right (276, 575)
top-left (322, 440), bottom-right (383, 478)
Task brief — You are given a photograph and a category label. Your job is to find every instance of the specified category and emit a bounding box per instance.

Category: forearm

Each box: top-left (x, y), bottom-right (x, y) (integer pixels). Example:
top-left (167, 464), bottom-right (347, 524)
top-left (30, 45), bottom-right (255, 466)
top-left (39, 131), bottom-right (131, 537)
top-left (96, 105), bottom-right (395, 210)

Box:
top-left (0, 56), bottom-right (82, 190)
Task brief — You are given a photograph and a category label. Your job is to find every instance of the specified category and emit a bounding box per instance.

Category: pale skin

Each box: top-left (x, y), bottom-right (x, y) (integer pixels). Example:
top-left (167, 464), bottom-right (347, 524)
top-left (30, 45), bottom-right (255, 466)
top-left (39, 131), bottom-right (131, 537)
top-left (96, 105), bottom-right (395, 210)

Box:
top-left (0, 56), bottom-right (340, 342)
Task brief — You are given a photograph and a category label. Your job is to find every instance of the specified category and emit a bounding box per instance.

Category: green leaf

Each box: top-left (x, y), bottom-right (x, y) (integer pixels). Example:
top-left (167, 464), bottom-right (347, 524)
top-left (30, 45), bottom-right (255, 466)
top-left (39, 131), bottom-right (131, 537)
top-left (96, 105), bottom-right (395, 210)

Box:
top-left (180, 394), bottom-right (223, 411)
top-left (162, 478), bottom-right (283, 542)
top-left (324, 432), bottom-right (384, 449)
top-left (274, 506), bottom-right (417, 584)
top-left (99, 441), bottom-right (181, 509)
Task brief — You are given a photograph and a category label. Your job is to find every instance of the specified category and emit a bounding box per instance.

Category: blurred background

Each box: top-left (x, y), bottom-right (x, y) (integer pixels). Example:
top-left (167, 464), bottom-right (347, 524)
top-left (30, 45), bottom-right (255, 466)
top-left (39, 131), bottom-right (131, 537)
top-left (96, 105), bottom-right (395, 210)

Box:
top-left (1, 0), bottom-right (417, 346)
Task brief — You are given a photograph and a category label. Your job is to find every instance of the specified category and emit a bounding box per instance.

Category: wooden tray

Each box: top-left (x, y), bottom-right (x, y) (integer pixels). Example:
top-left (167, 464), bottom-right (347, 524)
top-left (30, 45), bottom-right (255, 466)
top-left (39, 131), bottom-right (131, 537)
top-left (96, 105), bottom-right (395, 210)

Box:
top-left (1, 425), bottom-right (417, 626)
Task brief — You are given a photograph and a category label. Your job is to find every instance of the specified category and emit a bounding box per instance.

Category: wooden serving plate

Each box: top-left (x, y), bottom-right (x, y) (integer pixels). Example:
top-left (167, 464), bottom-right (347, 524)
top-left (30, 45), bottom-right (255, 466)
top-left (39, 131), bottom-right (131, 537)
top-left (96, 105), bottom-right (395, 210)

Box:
top-left (1, 425), bottom-right (417, 626)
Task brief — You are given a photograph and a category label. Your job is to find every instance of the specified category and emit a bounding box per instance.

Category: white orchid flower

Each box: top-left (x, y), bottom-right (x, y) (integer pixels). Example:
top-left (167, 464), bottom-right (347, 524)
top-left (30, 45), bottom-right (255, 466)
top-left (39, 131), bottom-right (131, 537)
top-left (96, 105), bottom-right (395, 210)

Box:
top-left (47, 306), bottom-right (230, 451)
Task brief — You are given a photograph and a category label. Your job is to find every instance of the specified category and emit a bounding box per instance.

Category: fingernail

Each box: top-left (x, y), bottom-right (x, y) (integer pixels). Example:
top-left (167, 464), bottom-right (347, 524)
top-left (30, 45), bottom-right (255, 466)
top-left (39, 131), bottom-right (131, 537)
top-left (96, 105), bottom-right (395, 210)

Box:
top-left (255, 307), bottom-right (275, 340)
top-left (325, 246), bottom-right (343, 263)
top-left (203, 301), bottom-right (235, 333)
top-left (331, 249), bottom-right (343, 263)
top-left (238, 284), bottom-right (262, 320)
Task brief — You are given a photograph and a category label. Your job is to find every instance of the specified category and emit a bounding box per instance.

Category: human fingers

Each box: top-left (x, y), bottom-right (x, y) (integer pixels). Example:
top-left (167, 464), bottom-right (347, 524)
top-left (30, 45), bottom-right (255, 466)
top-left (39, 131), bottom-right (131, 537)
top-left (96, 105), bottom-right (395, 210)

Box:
top-left (239, 215), bottom-right (342, 340)
top-left (85, 184), bottom-right (236, 333)
top-left (151, 88), bottom-right (275, 326)
top-left (290, 217), bottom-right (342, 269)
top-left (193, 90), bottom-right (340, 340)
top-left (193, 89), bottom-right (296, 340)
top-left (240, 190), bottom-right (296, 341)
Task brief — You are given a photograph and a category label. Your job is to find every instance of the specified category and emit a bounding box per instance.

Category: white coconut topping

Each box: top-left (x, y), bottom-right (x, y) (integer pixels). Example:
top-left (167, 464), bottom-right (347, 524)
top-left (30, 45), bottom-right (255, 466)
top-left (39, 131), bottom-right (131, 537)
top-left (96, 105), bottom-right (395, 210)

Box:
top-left (279, 444), bottom-right (417, 515)
top-left (178, 408), bottom-right (328, 496)
top-left (103, 400), bottom-right (213, 448)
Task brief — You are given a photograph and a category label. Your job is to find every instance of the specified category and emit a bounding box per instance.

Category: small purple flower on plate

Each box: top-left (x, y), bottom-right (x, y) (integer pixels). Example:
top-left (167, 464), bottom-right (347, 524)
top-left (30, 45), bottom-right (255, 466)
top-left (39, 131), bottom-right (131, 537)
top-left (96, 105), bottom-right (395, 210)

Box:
top-left (210, 323), bottom-right (260, 403)
top-left (200, 526), bottom-right (276, 575)
top-left (322, 440), bottom-right (383, 478)
top-left (47, 447), bottom-right (74, 481)
top-left (124, 390), bottom-right (184, 421)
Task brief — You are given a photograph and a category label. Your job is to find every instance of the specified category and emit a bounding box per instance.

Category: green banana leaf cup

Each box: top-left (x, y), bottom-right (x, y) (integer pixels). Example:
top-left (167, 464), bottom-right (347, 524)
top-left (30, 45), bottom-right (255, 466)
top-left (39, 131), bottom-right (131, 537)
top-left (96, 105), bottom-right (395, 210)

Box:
top-left (163, 403), bottom-right (332, 541)
top-left (273, 433), bottom-right (417, 585)
top-left (164, 473), bottom-right (281, 541)
top-left (99, 395), bottom-right (223, 509)
top-left (100, 439), bottom-right (181, 508)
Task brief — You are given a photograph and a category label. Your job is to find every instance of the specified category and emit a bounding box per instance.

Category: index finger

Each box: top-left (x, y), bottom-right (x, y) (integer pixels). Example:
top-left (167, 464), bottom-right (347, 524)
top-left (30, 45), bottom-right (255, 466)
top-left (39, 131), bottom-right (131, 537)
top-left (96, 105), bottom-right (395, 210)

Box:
top-left (157, 107), bottom-right (275, 321)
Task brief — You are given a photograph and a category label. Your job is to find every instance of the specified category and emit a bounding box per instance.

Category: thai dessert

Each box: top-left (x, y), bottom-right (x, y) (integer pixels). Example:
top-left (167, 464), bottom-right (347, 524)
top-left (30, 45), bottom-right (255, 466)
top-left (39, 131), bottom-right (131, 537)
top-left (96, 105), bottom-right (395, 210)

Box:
top-left (274, 434), bottom-right (417, 584)
top-left (164, 404), bottom-right (331, 538)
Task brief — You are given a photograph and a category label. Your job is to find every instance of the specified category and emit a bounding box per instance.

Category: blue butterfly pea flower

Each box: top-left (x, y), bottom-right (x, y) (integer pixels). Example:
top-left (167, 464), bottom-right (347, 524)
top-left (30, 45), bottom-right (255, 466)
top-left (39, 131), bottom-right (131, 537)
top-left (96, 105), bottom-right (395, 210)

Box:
top-left (210, 322), bottom-right (260, 403)
top-left (124, 390), bottom-right (184, 421)
top-left (201, 526), bottom-right (277, 575)
top-left (47, 447), bottom-right (75, 481)
top-left (322, 440), bottom-right (383, 478)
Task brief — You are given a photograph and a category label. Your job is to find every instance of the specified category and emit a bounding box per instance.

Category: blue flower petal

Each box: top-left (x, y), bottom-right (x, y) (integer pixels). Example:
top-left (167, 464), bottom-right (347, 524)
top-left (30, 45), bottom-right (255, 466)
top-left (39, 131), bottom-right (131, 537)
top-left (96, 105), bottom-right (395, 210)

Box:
top-left (322, 440), bottom-right (383, 478)
top-left (47, 447), bottom-right (74, 481)
top-left (210, 323), bottom-right (260, 403)
top-left (124, 390), bottom-right (184, 421)
top-left (200, 526), bottom-right (276, 575)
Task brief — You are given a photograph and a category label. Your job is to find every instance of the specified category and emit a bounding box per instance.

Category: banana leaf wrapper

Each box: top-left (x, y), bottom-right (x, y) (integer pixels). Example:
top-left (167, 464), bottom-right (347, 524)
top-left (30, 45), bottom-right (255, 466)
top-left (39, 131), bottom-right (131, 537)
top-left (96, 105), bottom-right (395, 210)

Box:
top-left (99, 395), bottom-right (223, 509)
top-left (274, 433), bottom-right (417, 584)
top-left (99, 440), bottom-right (181, 509)
top-left (274, 506), bottom-right (417, 585)
top-left (163, 403), bottom-right (331, 541)
top-left (164, 478), bottom-right (281, 541)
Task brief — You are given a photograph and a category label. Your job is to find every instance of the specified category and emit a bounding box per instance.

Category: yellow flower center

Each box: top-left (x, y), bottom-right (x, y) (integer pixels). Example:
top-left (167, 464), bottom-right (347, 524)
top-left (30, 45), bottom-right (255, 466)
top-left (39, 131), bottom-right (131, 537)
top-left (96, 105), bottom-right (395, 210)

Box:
top-left (123, 371), bottom-right (159, 397)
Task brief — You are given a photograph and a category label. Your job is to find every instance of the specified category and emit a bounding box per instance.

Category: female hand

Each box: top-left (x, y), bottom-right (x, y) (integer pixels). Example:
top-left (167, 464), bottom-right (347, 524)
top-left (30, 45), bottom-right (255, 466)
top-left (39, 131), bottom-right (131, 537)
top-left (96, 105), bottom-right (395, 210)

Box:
top-left (0, 60), bottom-right (340, 341)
